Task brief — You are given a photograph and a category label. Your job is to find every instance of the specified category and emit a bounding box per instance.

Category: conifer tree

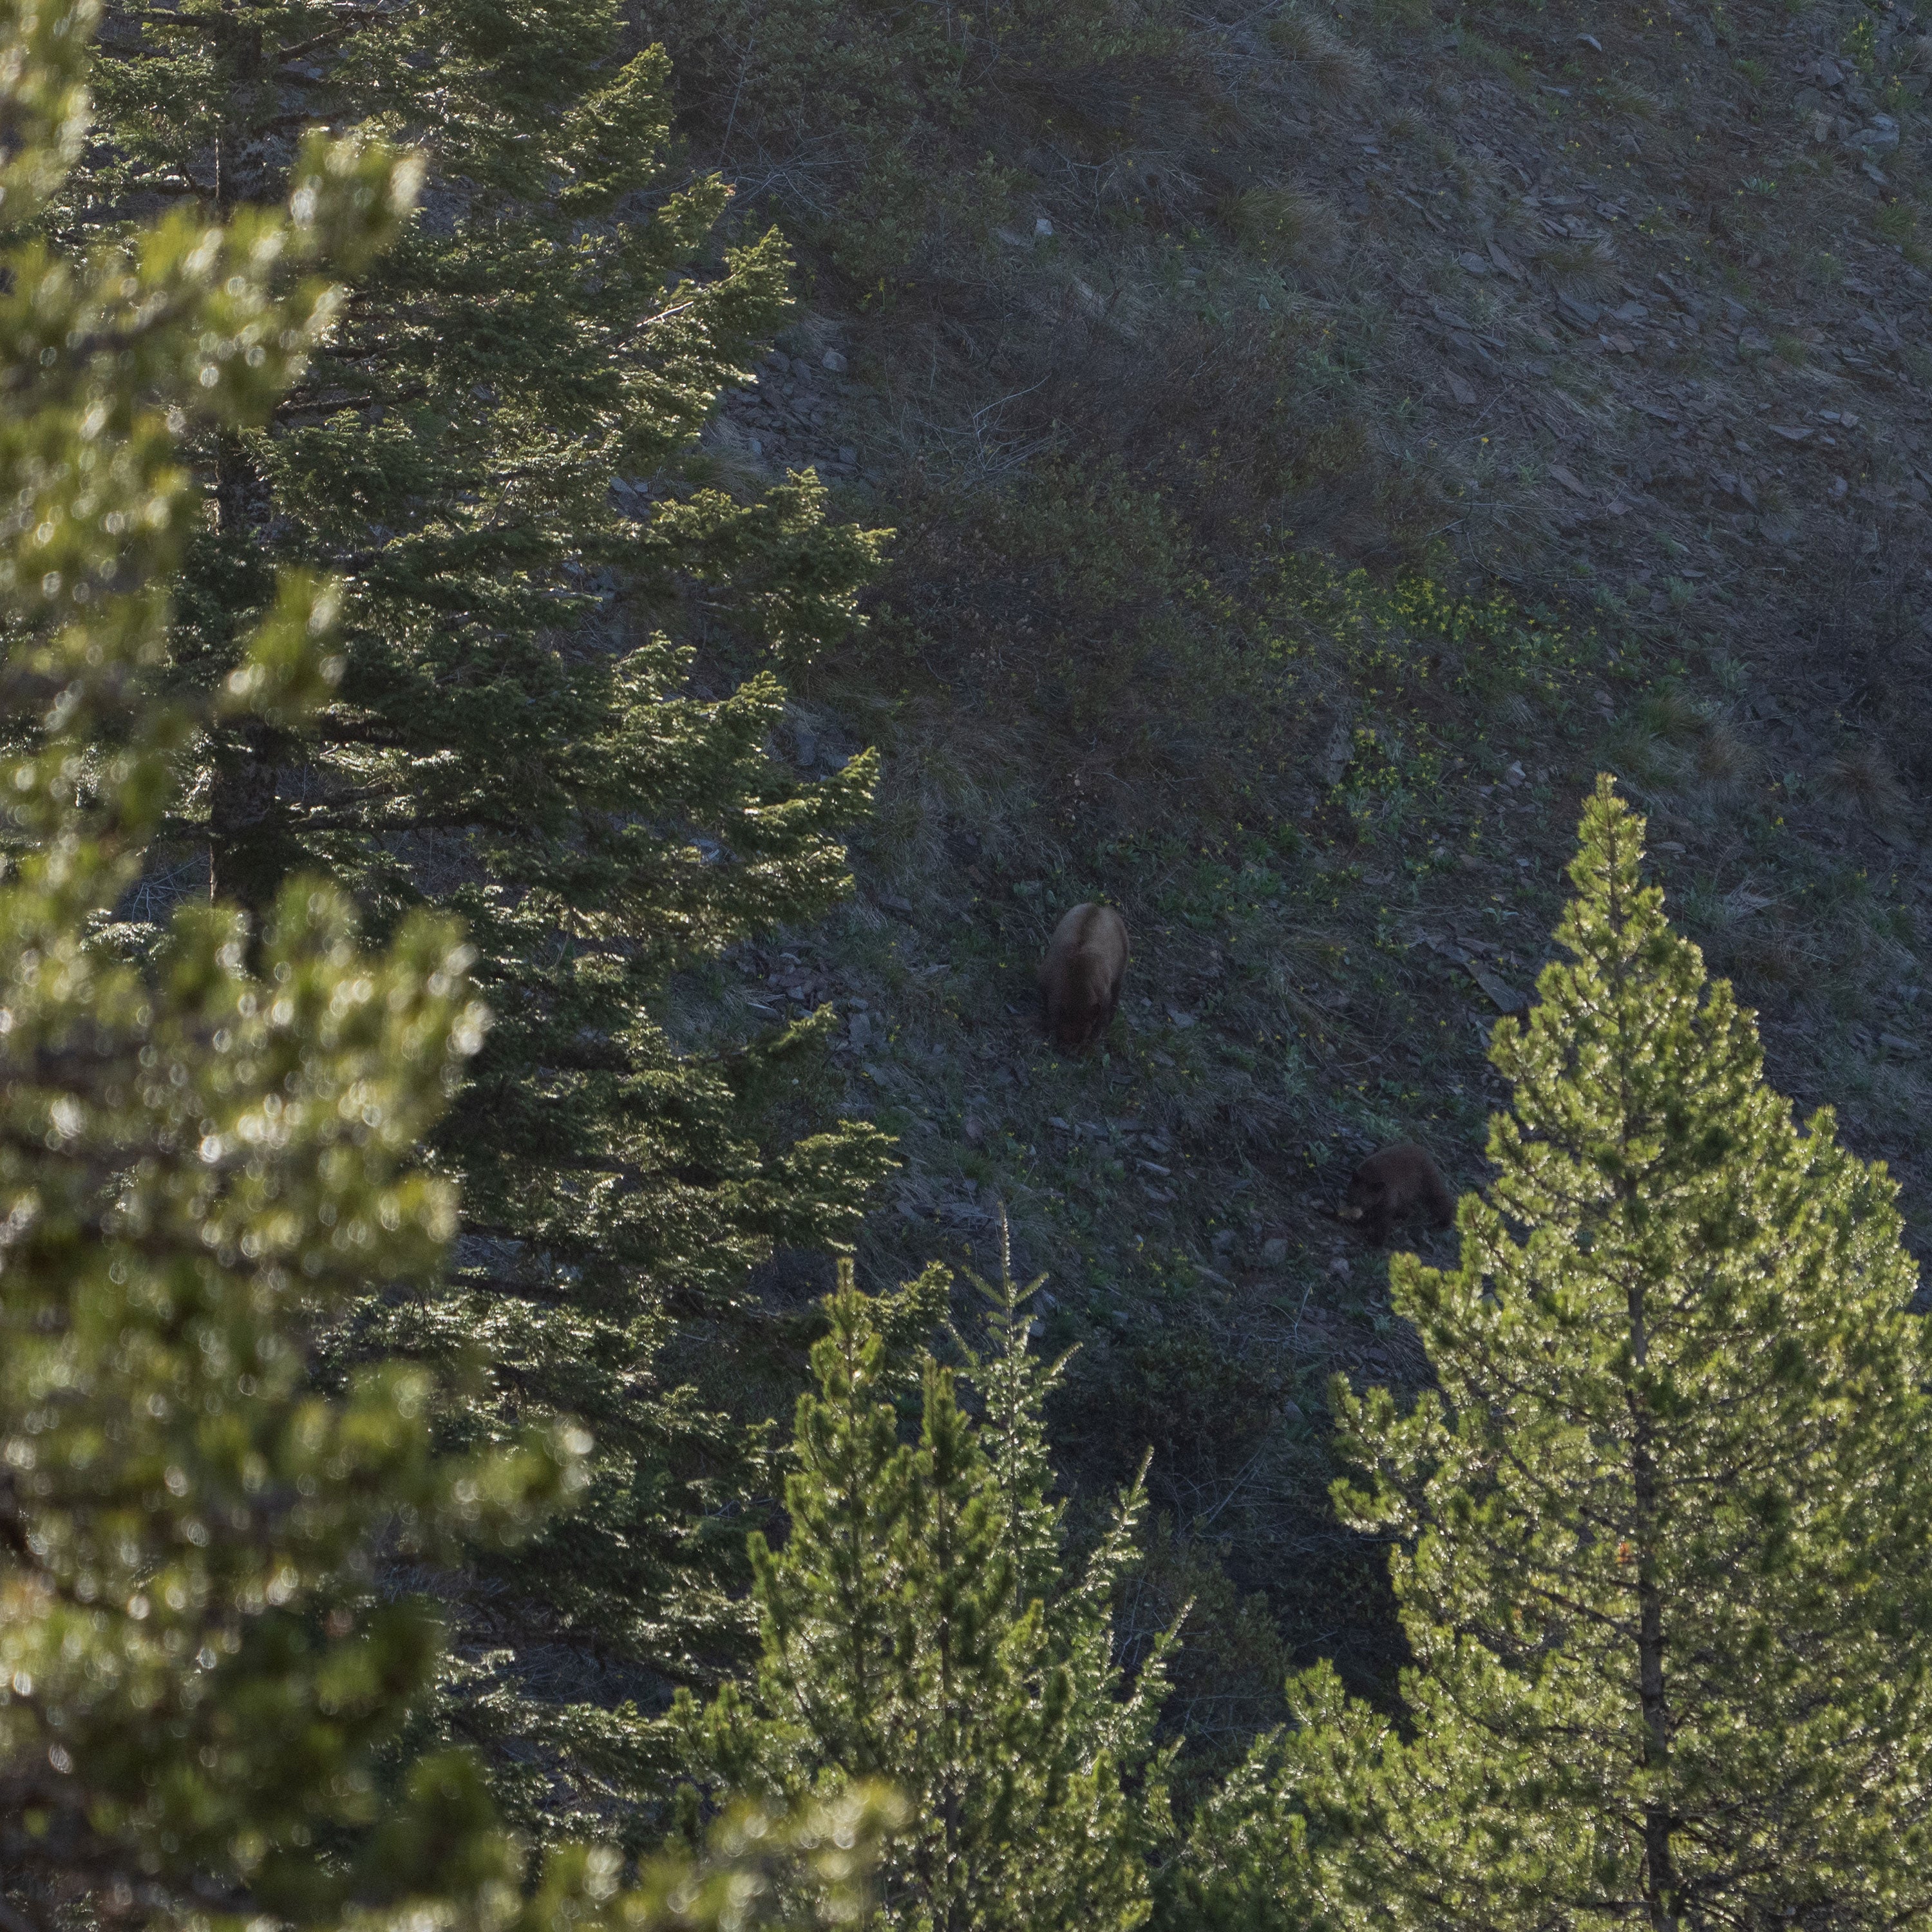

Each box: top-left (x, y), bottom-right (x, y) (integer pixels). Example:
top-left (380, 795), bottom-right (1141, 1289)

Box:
top-left (70, 0), bottom-right (897, 1842)
top-left (1188, 777), bottom-right (1932, 1932)
top-left (677, 1247), bottom-right (1178, 1932)
top-left (0, 6), bottom-right (898, 1926)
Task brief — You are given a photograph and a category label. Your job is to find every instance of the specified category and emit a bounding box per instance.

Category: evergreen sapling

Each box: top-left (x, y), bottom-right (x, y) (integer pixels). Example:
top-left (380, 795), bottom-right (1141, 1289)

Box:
top-left (678, 1236), bottom-right (1179, 1932)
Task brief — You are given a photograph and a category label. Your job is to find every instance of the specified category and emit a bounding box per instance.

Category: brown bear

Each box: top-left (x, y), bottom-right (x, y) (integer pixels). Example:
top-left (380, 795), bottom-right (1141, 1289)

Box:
top-left (1339, 1143), bottom-right (1455, 1247)
top-left (1039, 903), bottom-right (1129, 1051)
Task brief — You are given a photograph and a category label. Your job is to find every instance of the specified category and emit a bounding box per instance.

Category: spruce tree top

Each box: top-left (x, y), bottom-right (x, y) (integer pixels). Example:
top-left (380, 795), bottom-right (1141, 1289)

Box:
top-left (1331, 775), bottom-right (1932, 1930)
top-left (1188, 776), bottom-right (1932, 1932)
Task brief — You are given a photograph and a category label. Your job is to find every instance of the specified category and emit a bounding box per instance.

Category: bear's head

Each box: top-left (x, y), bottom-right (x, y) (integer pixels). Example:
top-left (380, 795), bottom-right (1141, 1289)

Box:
top-left (1338, 1170), bottom-right (1383, 1224)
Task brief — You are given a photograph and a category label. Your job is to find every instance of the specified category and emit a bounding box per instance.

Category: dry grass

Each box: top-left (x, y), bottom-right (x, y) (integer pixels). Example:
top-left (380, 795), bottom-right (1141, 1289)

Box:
top-left (1694, 716), bottom-right (1760, 787)
top-left (1227, 185), bottom-right (1343, 266)
top-left (1723, 914), bottom-right (1827, 994)
top-left (1454, 26), bottom-right (1531, 91)
top-left (1368, 0), bottom-right (1433, 33)
top-left (1598, 686), bottom-right (1714, 795)
top-left (1637, 685), bottom-right (1708, 745)
top-left (1537, 236), bottom-right (1622, 298)
top-left (1596, 75), bottom-right (1664, 119)
top-left (1101, 149), bottom-right (1206, 218)
top-left (1493, 194), bottom-right (1547, 249)
top-left (1265, 11), bottom-right (1375, 99)
top-left (1815, 743), bottom-right (1910, 825)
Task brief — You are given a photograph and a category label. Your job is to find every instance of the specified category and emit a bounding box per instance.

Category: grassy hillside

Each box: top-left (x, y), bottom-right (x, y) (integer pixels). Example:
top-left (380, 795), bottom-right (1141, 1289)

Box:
top-left (632, 0), bottom-right (1932, 1781)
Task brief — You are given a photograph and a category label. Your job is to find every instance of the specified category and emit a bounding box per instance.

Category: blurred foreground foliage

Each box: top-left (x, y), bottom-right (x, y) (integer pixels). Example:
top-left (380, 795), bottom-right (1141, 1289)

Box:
top-left (0, 3), bottom-right (895, 1924)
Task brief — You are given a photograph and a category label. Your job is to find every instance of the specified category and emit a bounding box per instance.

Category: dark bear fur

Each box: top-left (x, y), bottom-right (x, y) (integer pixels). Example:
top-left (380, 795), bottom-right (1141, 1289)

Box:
top-left (1340, 1143), bottom-right (1454, 1247)
top-left (1039, 903), bottom-right (1129, 1051)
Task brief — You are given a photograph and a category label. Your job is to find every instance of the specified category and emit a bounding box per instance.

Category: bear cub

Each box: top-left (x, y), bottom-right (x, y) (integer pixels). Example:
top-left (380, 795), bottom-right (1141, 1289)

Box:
top-left (1340, 1143), bottom-right (1454, 1247)
top-left (1039, 903), bottom-right (1130, 1051)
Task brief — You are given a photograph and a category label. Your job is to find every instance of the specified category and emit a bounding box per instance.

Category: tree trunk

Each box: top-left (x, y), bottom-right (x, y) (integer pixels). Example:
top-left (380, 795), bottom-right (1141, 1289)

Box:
top-left (1635, 1508), bottom-right (1679, 1931)
top-left (205, 17), bottom-right (276, 914)
top-left (208, 734), bottom-right (276, 910)
top-left (207, 428), bottom-right (274, 911)
top-left (1628, 1274), bottom-right (1680, 1932)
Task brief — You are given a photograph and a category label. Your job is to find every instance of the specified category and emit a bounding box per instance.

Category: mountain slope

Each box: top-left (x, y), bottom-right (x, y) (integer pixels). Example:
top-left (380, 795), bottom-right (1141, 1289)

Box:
top-left (634, 0), bottom-right (1932, 1772)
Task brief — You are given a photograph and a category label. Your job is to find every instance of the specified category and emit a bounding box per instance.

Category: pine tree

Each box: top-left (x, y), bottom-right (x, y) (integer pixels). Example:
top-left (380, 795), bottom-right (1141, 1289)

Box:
top-left (677, 1245), bottom-right (1177, 1932)
top-left (0, 7), bottom-right (899, 1926)
top-left (1187, 776), bottom-right (1932, 1932)
top-left (70, 0), bottom-right (898, 1844)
